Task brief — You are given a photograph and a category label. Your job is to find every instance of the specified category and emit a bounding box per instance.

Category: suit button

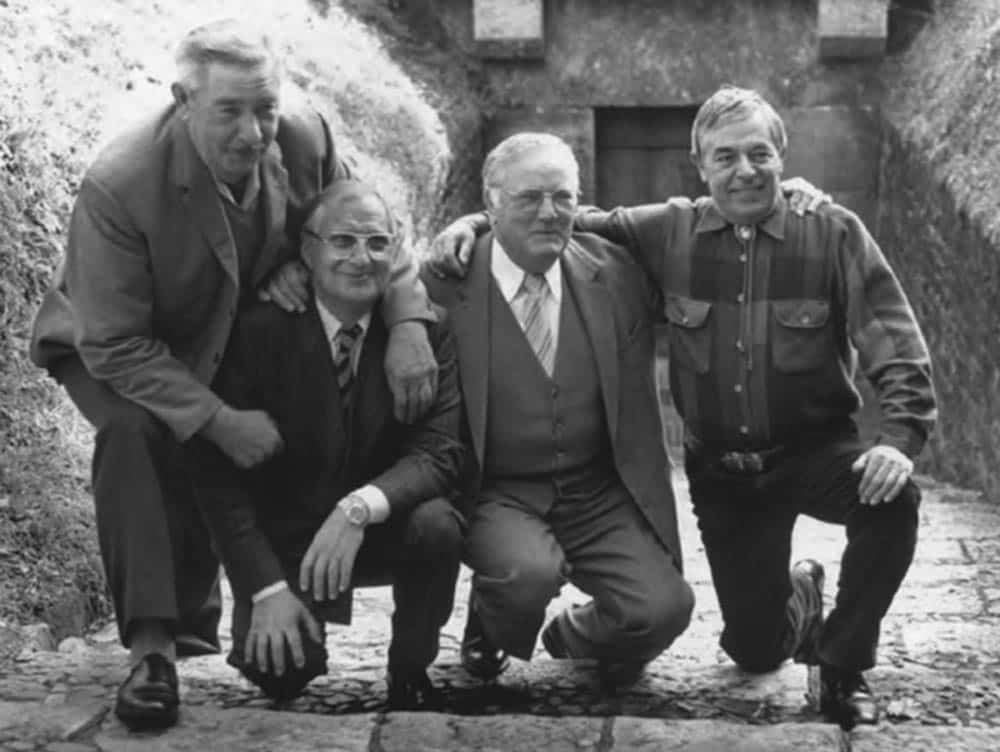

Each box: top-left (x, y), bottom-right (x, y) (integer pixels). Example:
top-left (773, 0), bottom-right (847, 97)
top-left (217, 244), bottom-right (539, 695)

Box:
top-left (739, 425), bottom-right (749, 435)
top-left (734, 384), bottom-right (743, 393)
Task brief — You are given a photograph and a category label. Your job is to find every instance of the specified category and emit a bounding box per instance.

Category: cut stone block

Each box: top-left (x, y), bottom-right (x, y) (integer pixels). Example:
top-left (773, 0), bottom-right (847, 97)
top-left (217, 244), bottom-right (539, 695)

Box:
top-left (612, 718), bottom-right (843, 751)
top-left (818, 0), bottom-right (890, 59)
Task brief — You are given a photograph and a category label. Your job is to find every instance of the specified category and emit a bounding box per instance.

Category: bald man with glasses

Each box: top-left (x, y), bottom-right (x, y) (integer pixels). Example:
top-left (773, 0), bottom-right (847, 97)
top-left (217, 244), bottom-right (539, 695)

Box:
top-left (193, 180), bottom-right (465, 710)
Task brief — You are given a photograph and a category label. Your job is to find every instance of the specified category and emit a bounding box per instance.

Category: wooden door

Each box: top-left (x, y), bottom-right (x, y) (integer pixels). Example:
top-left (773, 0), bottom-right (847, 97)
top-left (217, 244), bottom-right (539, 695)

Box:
top-left (595, 107), bottom-right (702, 208)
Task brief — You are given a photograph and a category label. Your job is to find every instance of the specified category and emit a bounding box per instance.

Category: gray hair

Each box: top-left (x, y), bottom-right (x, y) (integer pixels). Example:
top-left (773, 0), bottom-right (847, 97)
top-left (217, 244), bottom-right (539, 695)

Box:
top-left (690, 85), bottom-right (787, 161)
top-left (482, 132), bottom-right (579, 204)
top-left (174, 18), bottom-right (281, 94)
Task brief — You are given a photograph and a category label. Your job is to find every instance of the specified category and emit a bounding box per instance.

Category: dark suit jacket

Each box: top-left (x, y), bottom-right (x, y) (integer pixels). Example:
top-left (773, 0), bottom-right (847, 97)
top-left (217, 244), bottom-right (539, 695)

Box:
top-left (421, 232), bottom-right (683, 567)
top-left (193, 301), bottom-right (465, 607)
top-left (29, 103), bottom-right (434, 441)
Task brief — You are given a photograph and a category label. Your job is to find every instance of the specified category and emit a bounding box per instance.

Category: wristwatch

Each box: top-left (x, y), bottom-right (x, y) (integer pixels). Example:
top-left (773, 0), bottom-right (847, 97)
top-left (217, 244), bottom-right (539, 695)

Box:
top-left (340, 495), bottom-right (371, 528)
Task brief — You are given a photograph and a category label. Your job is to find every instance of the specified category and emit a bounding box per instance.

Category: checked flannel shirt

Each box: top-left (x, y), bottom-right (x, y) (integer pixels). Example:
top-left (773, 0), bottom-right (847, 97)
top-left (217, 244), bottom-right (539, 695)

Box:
top-left (575, 195), bottom-right (937, 458)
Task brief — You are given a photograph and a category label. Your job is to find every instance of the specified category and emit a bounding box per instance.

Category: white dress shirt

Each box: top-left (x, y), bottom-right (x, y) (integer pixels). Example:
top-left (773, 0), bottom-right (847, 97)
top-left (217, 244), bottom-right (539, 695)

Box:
top-left (490, 237), bottom-right (563, 354)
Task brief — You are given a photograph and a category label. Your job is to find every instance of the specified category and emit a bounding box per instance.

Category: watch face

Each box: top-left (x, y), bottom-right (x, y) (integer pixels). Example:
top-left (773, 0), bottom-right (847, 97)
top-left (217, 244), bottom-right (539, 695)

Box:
top-left (347, 502), bottom-right (368, 525)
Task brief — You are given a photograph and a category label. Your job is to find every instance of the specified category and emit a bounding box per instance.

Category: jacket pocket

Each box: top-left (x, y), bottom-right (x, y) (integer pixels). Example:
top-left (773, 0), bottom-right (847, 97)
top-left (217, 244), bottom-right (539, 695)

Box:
top-left (664, 294), bottom-right (713, 374)
top-left (771, 299), bottom-right (831, 372)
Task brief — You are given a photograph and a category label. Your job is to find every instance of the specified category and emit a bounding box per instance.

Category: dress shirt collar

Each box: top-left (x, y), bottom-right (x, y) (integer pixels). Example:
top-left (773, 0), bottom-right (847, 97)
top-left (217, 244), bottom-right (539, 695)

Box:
top-left (213, 165), bottom-right (261, 211)
top-left (315, 296), bottom-right (372, 345)
top-left (695, 193), bottom-right (787, 241)
top-left (490, 237), bottom-right (563, 304)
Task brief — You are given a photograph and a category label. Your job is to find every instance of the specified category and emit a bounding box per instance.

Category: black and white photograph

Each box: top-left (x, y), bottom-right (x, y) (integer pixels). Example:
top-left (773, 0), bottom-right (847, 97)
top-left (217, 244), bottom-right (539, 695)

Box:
top-left (0, 1), bottom-right (997, 750)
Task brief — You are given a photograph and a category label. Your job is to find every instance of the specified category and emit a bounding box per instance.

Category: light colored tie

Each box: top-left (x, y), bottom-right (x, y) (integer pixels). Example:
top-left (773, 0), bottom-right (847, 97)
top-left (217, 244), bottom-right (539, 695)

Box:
top-left (515, 273), bottom-right (555, 376)
top-left (332, 323), bottom-right (363, 401)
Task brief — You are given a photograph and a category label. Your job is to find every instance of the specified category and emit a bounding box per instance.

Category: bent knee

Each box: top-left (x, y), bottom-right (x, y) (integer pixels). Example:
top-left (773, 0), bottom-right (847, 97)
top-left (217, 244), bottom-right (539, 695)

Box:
top-left (404, 497), bottom-right (463, 556)
top-left (625, 578), bottom-right (695, 644)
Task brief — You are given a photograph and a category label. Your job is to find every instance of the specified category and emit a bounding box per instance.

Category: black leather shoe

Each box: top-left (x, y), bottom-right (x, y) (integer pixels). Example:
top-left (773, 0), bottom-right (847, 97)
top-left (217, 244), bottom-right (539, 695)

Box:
top-left (789, 558), bottom-right (825, 664)
top-left (115, 653), bottom-right (180, 731)
top-left (386, 669), bottom-right (439, 711)
top-left (461, 605), bottom-right (509, 680)
top-left (820, 665), bottom-right (880, 729)
top-left (597, 658), bottom-right (648, 693)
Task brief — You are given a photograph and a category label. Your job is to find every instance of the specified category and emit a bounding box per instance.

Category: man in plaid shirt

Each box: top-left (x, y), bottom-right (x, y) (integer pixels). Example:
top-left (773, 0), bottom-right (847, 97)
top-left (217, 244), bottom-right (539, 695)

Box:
top-left (572, 86), bottom-right (937, 728)
top-left (431, 86), bottom-right (936, 728)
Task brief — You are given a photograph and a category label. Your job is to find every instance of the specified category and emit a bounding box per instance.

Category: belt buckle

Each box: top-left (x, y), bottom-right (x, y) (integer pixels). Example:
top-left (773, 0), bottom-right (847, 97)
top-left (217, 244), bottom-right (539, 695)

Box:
top-left (720, 451), bottom-right (765, 474)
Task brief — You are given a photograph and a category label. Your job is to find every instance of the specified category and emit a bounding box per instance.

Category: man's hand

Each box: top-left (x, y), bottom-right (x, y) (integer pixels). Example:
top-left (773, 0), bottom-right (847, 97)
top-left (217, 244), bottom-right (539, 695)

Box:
top-left (258, 259), bottom-right (309, 313)
top-left (851, 445), bottom-right (915, 505)
top-left (780, 177), bottom-right (831, 216)
top-left (426, 215), bottom-right (481, 279)
top-left (385, 321), bottom-right (438, 424)
top-left (299, 506), bottom-right (365, 602)
top-left (202, 405), bottom-right (284, 468)
top-left (245, 588), bottom-right (322, 677)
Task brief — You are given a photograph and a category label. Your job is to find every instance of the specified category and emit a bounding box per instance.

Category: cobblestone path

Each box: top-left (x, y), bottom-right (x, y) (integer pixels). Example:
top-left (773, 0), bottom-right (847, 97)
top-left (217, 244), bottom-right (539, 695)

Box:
top-left (1, 473), bottom-right (998, 751)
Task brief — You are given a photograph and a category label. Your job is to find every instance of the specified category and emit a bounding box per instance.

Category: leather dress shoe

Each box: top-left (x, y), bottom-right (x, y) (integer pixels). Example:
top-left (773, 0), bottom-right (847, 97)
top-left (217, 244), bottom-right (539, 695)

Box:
top-left (115, 653), bottom-right (180, 731)
top-left (819, 665), bottom-right (880, 729)
top-left (544, 618), bottom-right (646, 692)
top-left (461, 607), bottom-right (509, 680)
top-left (386, 669), bottom-right (439, 710)
top-left (789, 558), bottom-right (825, 664)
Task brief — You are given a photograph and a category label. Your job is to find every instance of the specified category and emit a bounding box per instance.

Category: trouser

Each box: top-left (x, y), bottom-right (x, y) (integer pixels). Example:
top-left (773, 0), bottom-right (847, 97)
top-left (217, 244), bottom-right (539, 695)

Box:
top-left (464, 479), bottom-right (694, 662)
top-left (228, 497), bottom-right (463, 698)
top-left (685, 426), bottom-right (920, 673)
top-left (51, 356), bottom-right (221, 651)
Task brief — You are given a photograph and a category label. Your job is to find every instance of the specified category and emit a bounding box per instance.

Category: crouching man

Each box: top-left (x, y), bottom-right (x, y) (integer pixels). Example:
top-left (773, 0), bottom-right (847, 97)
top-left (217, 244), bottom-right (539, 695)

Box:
top-left (194, 180), bottom-right (465, 709)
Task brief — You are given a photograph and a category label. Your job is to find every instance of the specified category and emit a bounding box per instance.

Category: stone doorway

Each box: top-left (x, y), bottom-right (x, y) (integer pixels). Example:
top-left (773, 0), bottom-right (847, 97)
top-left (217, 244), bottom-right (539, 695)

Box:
top-left (595, 107), bottom-right (702, 208)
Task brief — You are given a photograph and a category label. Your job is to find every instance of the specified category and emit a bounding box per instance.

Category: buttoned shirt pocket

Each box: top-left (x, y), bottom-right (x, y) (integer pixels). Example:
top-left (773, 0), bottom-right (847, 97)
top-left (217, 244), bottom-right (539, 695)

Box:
top-left (664, 294), bottom-right (713, 374)
top-left (771, 299), bottom-right (832, 373)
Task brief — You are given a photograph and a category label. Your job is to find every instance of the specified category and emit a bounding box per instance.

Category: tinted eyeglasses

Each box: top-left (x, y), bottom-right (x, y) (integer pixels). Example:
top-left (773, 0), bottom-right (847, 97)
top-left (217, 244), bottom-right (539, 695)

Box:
top-left (501, 189), bottom-right (579, 214)
top-left (302, 230), bottom-right (396, 258)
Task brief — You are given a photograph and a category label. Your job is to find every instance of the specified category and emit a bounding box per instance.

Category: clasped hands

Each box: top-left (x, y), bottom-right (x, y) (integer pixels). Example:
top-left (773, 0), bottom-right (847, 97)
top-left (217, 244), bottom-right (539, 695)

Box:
top-left (244, 503), bottom-right (363, 676)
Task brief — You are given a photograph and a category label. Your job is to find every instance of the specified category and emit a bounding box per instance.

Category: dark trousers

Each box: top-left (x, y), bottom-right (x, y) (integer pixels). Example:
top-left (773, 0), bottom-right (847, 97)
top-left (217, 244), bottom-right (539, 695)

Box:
top-left (686, 426), bottom-right (919, 673)
top-left (51, 356), bottom-right (221, 650)
top-left (465, 479), bottom-right (693, 662)
top-left (228, 497), bottom-right (463, 698)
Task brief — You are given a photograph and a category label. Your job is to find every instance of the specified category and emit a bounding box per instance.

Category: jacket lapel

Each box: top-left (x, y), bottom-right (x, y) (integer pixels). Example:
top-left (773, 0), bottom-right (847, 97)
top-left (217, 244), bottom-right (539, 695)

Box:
top-left (251, 143), bottom-right (290, 288)
top-left (450, 234), bottom-right (493, 468)
top-left (171, 117), bottom-right (238, 286)
top-left (562, 241), bottom-right (620, 441)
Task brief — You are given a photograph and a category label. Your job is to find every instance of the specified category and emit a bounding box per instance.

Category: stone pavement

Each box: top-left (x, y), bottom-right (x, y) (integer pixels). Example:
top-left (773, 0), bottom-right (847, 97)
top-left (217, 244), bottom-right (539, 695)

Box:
top-left (1, 473), bottom-right (998, 751)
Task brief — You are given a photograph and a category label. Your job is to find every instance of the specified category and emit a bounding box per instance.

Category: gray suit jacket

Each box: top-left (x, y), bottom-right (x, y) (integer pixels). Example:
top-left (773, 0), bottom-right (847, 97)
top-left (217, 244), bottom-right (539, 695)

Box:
top-left (422, 232), bottom-right (683, 567)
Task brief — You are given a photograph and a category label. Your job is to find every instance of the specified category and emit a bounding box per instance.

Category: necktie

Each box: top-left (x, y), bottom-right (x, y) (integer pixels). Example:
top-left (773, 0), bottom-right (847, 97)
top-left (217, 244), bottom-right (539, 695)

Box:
top-left (332, 323), bottom-right (363, 403)
top-left (515, 272), bottom-right (555, 376)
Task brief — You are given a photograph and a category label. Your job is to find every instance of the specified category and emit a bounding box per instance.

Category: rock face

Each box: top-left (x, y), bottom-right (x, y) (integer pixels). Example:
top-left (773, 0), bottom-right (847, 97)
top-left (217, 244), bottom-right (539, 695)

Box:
top-left (880, 0), bottom-right (1000, 503)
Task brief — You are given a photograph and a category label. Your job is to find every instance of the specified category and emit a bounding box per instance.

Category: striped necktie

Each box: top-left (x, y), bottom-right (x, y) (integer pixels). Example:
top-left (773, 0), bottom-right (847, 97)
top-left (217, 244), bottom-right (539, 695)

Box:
top-left (332, 323), bottom-right (363, 402)
top-left (515, 272), bottom-right (555, 376)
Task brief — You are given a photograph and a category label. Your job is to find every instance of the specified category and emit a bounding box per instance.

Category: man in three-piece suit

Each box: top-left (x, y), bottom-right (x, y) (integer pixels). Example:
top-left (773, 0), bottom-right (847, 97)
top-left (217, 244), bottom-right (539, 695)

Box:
top-left (194, 180), bottom-right (465, 709)
top-left (28, 20), bottom-right (437, 730)
top-left (422, 133), bottom-right (694, 688)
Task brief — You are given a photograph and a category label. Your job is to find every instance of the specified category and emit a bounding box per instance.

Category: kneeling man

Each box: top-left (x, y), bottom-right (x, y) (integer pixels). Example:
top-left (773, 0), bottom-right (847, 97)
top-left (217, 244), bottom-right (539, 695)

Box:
top-left (195, 181), bottom-right (465, 709)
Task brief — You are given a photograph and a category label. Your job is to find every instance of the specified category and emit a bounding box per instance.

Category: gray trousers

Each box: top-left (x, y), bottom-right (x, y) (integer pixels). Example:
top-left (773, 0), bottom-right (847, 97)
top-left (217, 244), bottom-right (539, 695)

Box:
top-left (464, 479), bottom-right (693, 661)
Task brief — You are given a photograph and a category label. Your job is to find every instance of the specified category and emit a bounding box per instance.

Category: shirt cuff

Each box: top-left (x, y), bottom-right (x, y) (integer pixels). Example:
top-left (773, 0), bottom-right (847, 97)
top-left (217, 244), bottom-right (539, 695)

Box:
top-left (351, 484), bottom-right (390, 524)
top-left (251, 580), bottom-right (289, 604)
